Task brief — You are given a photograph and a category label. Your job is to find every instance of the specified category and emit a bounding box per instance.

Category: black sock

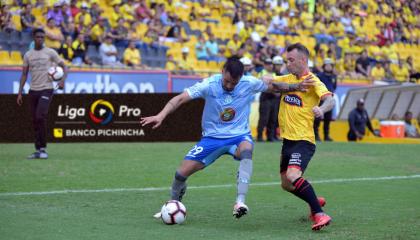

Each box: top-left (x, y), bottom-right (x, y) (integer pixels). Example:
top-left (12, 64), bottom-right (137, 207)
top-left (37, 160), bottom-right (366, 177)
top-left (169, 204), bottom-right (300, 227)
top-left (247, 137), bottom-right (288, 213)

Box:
top-left (291, 177), bottom-right (322, 214)
top-left (171, 171), bottom-right (187, 201)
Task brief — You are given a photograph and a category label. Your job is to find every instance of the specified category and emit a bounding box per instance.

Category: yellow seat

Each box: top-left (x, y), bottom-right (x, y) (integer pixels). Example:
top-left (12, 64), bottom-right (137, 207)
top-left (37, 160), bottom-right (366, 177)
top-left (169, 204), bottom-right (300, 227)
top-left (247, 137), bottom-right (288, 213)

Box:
top-left (0, 51), bottom-right (11, 65)
top-left (10, 51), bottom-right (23, 65)
top-left (197, 60), bottom-right (208, 71)
top-left (208, 61), bottom-right (218, 71)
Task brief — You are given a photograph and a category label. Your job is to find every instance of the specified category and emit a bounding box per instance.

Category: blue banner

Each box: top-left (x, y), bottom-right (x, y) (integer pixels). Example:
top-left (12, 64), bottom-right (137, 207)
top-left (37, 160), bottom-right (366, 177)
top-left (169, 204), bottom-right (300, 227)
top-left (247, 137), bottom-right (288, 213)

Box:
top-left (171, 75), bottom-right (202, 93)
top-left (0, 68), bottom-right (170, 94)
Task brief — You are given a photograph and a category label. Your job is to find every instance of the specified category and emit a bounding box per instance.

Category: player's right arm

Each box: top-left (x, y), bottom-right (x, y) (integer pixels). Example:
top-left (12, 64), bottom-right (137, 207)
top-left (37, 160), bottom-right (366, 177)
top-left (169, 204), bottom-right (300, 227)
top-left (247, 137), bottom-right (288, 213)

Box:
top-left (262, 74), bottom-right (315, 93)
top-left (17, 64), bottom-right (29, 106)
top-left (140, 91), bottom-right (192, 129)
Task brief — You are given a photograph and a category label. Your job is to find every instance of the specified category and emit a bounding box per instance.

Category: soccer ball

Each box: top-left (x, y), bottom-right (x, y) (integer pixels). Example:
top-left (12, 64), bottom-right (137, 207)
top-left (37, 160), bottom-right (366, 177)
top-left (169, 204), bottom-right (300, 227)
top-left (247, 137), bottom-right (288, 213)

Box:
top-left (160, 200), bottom-right (187, 225)
top-left (48, 66), bottom-right (64, 81)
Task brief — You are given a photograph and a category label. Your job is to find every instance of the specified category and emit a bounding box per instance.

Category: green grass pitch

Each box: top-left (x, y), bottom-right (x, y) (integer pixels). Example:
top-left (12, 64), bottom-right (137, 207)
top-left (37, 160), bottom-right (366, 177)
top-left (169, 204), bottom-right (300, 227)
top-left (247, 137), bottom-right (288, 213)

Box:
top-left (0, 142), bottom-right (419, 240)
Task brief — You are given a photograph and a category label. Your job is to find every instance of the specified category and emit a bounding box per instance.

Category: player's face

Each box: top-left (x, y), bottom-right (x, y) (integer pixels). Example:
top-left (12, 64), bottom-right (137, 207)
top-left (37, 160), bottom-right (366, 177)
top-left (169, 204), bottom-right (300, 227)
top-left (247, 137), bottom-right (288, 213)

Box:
top-left (33, 32), bottom-right (45, 47)
top-left (222, 71), bottom-right (240, 92)
top-left (286, 49), bottom-right (307, 76)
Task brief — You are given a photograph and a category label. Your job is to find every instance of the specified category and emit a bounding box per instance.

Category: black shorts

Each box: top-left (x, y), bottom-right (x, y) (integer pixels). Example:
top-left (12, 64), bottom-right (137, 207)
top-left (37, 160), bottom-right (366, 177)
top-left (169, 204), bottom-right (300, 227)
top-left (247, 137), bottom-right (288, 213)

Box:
top-left (280, 139), bottom-right (316, 174)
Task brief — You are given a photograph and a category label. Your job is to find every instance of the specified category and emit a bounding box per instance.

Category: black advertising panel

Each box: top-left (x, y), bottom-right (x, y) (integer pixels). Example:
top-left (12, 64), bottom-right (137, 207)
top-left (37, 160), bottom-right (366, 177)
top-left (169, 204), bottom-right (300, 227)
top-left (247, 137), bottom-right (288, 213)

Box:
top-left (0, 94), bottom-right (203, 142)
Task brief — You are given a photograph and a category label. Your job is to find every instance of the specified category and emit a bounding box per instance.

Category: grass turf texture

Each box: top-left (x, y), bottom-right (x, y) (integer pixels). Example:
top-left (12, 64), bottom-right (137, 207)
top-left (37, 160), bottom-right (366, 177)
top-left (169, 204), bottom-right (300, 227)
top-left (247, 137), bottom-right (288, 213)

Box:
top-left (0, 142), bottom-right (419, 240)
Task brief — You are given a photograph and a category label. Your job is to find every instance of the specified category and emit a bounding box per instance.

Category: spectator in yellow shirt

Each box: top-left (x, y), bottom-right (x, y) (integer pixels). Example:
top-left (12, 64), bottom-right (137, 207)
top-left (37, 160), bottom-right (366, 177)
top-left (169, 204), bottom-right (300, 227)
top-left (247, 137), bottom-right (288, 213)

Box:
top-left (166, 54), bottom-right (177, 71)
top-left (177, 47), bottom-right (194, 74)
top-left (392, 61), bottom-right (410, 82)
top-left (44, 18), bottom-right (64, 50)
top-left (58, 35), bottom-right (74, 63)
top-left (75, 3), bottom-right (92, 26)
top-left (90, 17), bottom-right (107, 48)
top-left (123, 41), bottom-right (143, 68)
top-left (300, 4), bottom-right (314, 29)
top-left (72, 33), bottom-right (92, 66)
top-left (370, 62), bottom-right (385, 80)
top-left (225, 34), bottom-right (241, 58)
top-left (109, 4), bottom-right (122, 28)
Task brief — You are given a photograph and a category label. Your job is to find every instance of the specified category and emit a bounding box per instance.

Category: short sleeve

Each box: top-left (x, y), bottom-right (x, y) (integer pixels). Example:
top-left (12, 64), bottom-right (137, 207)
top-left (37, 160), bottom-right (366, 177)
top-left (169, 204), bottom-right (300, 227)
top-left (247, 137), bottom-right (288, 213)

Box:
top-left (314, 78), bottom-right (331, 98)
top-left (248, 76), bottom-right (268, 93)
top-left (50, 48), bottom-right (63, 64)
top-left (186, 78), bottom-right (210, 99)
top-left (273, 75), bottom-right (291, 83)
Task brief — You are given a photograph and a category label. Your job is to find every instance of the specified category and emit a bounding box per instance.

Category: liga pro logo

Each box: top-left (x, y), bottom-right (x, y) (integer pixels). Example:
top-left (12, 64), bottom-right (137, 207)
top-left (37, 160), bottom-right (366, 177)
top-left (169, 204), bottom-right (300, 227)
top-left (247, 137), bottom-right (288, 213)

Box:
top-left (284, 94), bottom-right (303, 107)
top-left (89, 99), bottom-right (115, 125)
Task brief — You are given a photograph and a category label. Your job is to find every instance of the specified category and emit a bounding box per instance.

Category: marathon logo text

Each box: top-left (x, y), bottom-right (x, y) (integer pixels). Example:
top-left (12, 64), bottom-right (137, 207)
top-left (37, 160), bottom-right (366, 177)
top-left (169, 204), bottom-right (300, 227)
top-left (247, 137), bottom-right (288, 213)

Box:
top-left (284, 94), bottom-right (303, 107)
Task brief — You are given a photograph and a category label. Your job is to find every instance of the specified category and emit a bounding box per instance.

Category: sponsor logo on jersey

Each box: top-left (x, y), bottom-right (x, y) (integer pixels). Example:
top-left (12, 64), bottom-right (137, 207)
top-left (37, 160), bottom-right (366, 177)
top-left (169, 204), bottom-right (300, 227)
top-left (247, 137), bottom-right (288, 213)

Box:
top-left (284, 94), bottom-right (303, 107)
top-left (220, 107), bottom-right (236, 122)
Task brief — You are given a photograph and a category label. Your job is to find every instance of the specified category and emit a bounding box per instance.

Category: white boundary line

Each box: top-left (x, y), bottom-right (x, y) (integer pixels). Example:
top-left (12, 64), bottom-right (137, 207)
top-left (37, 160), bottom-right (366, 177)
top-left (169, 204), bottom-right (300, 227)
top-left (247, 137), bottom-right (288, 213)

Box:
top-left (1, 174), bottom-right (419, 197)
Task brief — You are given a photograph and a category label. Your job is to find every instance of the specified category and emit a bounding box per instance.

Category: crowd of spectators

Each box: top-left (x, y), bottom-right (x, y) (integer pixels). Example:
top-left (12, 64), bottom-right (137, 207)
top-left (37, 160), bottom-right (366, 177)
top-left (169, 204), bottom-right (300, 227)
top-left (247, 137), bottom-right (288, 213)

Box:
top-left (0, 0), bottom-right (419, 82)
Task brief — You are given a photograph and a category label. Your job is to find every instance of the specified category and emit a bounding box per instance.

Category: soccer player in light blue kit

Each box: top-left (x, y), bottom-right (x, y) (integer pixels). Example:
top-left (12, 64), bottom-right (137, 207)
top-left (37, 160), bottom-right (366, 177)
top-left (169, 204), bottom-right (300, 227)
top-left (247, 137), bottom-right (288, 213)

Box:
top-left (141, 57), bottom-right (314, 219)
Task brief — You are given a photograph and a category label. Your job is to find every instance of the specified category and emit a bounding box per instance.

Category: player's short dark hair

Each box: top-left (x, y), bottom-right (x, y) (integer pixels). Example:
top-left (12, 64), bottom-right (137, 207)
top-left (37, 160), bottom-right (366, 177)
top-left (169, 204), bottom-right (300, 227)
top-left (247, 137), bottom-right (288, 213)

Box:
top-left (286, 43), bottom-right (310, 58)
top-left (223, 57), bottom-right (244, 79)
top-left (32, 28), bottom-right (45, 36)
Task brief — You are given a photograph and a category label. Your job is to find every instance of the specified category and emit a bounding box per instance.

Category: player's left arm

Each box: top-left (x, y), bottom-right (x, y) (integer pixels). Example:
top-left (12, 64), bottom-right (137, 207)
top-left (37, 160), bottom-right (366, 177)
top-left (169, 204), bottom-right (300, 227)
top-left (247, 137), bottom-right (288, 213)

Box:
top-left (140, 91), bottom-right (192, 129)
top-left (313, 94), bottom-right (335, 118)
top-left (52, 50), bottom-right (67, 89)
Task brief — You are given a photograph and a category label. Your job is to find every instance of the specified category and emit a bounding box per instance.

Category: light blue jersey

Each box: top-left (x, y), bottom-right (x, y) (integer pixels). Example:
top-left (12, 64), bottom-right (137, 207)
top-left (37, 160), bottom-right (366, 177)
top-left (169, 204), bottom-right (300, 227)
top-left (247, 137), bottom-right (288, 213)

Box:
top-left (186, 74), bottom-right (268, 138)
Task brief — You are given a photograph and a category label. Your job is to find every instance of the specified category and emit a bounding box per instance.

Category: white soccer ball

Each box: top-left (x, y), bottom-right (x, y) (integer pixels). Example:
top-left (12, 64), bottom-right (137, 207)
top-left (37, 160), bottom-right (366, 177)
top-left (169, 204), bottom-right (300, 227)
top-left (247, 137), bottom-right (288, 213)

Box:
top-left (48, 66), bottom-right (64, 81)
top-left (160, 200), bottom-right (187, 225)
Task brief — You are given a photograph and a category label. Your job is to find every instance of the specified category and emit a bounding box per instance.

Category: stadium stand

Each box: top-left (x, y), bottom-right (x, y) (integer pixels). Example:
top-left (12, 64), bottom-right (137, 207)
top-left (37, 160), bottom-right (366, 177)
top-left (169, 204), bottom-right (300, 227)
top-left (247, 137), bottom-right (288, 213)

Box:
top-left (0, 0), bottom-right (419, 83)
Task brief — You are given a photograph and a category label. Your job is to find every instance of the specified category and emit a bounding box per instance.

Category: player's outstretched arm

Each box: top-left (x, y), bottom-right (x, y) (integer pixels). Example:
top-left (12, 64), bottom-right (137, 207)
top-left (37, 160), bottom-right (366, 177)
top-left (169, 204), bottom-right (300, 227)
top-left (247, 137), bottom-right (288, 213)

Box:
top-left (140, 91), bottom-right (192, 129)
top-left (313, 95), bottom-right (335, 118)
top-left (264, 75), bottom-right (315, 93)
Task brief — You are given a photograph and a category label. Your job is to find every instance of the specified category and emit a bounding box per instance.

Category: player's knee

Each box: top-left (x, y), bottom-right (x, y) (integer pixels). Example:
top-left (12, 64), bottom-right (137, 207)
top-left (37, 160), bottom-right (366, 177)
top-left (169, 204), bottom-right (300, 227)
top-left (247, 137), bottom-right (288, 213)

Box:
top-left (285, 170), bottom-right (302, 183)
top-left (239, 149), bottom-right (253, 160)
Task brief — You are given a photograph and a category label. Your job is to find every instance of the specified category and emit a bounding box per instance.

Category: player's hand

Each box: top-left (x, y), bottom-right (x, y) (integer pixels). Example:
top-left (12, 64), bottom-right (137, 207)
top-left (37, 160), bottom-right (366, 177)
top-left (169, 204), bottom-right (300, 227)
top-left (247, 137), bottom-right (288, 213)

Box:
top-left (17, 94), bottom-right (23, 106)
top-left (261, 74), bottom-right (274, 85)
top-left (140, 115), bottom-right (163, 129)
top-left (297, 75), bottom-right (315, 92)
top-left (312, 106), bottom-right (324, 118)
top-left (57, 80), bottom-right (64, 90)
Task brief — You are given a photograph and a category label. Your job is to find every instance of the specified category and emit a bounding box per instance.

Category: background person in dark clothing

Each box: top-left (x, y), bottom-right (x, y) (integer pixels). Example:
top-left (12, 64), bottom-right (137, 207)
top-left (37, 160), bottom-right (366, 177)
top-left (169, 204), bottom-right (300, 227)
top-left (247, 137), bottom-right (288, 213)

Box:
top-left (347, 98), bottom-right (379, 141)
top-left (257, 58), bottom-right (278, 141)
top-left (355, 50), bottom-right (371, 77)
top-left (314, 58), bottom-right (337, 141)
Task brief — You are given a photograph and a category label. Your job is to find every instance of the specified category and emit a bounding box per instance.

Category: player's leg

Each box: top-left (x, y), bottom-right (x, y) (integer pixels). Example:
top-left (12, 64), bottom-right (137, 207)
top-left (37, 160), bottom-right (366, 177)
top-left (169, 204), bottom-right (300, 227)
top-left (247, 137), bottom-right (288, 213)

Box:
top-left (235, 140), bottom-right (253, 203)
top-left (323, 110), bottom-right (333, 141)
top-left (28, 90), bottom-right (41, 159)
top-left (154, 141), bottom-right (217, 219)
top-left (35, 89), bottom-right (53, 159)
top-left (231, 136), bottom-right (254, 218)
top-left (257, 98), bottom-right (270, 141)
top-left (313, 117), bottom-right (321, 142)
top-left (171, 137), bottom-right (230, 201)
top-left (266, 99), bottom-right (277, 141)
top-left (170, 159), bottom-right (204, 201)
top-left (279, 140), bottom-right (331, 230)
